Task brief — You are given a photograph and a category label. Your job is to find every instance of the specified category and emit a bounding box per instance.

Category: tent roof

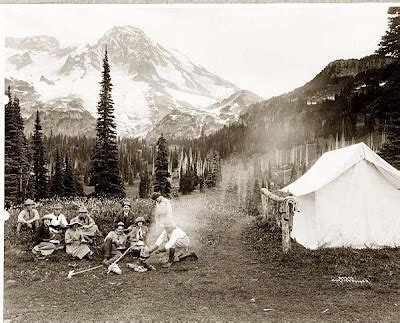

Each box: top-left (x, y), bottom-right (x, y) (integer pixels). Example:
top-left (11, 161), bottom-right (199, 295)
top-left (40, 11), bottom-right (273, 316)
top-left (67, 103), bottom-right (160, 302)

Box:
top-left (281, 142), bottom-right (400, 196)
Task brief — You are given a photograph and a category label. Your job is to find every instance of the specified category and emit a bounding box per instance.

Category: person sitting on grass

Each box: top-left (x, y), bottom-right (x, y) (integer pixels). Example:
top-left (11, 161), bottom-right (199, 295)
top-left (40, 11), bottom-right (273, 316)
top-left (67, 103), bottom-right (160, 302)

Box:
top-left (71, 205), bottom-right (101, 238)
top-left (149, 222), bottom-right (198, 269)
top-left (114, 200), bottom-right (135, 232)
top-left (46, 203), bottom-right (68, 234)
top-left (17, 199), bottom-right (40, 235)
top-left (32, 215), bottom-right (62, 260)
top-left (102, 222), bottom-right (130, 266)
top-left (127, 217), bottom-right (155, 271)
top-left (65, 220), bottom-right (94, 260)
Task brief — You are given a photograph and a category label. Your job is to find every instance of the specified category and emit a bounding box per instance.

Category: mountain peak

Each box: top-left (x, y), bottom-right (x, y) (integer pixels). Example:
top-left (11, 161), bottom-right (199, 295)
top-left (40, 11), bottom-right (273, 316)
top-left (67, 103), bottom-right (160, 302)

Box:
top-left (6, 35), bottom-right (60, 52)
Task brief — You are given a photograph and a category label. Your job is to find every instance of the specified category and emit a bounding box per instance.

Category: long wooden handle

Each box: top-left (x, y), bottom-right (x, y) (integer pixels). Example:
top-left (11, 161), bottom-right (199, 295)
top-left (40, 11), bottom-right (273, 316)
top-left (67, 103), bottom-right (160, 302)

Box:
top-left (107, 247), bottom-right (132, 273)
top-left (73, 265), bottom-right (103, 276)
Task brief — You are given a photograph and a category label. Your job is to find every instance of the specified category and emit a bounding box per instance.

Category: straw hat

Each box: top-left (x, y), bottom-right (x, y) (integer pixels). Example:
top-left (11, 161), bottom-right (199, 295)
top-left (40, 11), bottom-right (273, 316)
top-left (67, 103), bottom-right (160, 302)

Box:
top-left (163, 222), bottom-right (176, 229)
top-left (122, 201), bottom-right (131, 207)
top-left (151, 192), bottom-right (161, 200)
top-left (78, 205), bottom-right (88, 213)
top-left (53, 203), bottom-right (63, 210)
top-left (116, 221), bottom-right (125, 228)
top-left (135, 217), bottom-right (146, 224)
top-left (24, 199), bottom-right (35, 206)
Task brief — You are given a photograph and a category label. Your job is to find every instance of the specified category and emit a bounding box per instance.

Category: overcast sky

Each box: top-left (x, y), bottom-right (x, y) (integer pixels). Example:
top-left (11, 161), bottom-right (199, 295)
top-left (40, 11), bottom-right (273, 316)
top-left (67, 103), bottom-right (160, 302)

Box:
top-left (3, 4), bottom-right (391, 99)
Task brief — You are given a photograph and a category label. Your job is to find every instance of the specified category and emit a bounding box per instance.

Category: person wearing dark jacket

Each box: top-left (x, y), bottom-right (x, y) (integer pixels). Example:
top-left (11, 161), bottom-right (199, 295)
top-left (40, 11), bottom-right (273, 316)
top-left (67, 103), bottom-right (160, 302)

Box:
top-left (32, 215), bottom-right (61, 259)
top-left (113, 201), bottom-right (136, 231)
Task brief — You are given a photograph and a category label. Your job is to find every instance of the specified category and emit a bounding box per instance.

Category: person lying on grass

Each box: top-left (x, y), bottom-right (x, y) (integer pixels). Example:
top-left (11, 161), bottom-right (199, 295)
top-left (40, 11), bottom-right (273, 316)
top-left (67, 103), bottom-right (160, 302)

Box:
top-left (102, 221), bottom-right (130, 266)
top-left (71, 205), bottom-right (102, 238)
top-left (32, 215), bottom-right (62, 260)
top-left (127, 217), bottom-right (155, 271)
top-left (149, 222), bottom-right (198, 269)
top-left (17, 199), bottom-right (40, 235)
top-left (65, 220), bottom-right (94, 260)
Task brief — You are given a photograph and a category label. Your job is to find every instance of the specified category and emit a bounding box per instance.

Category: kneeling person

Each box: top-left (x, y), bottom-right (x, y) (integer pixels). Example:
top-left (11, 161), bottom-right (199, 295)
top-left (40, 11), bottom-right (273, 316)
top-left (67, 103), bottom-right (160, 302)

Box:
top-left (149, 223), bottom-right (198, 268)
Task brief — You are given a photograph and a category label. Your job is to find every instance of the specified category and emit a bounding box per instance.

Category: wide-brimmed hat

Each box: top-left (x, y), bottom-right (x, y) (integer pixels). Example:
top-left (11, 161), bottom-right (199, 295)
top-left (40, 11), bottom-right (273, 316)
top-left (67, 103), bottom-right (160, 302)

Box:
top-left (24, 199), bottom-right (35, 206)
top-left (163, 222), bottom-right (176, 229)
top-left (151, 192), bottom-right (161, 200)
top-left (67, 220), bottom-right (82, 227)
top-left (135, 217), bottom-right (146, 224)
top-left (78, 205), bottom-right (88, 213)
top-left (122, 201), bottom-right (131, 207)
top-left (116, 221), bottom-right (125, 228)
top-left (53, 203), bottom-right (63, 210)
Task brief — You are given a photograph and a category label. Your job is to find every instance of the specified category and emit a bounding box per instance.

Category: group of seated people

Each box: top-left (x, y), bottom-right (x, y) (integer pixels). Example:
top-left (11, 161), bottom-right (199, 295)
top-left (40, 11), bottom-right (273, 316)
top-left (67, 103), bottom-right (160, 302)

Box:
top-left (17, 197), bottom-right (197, 271)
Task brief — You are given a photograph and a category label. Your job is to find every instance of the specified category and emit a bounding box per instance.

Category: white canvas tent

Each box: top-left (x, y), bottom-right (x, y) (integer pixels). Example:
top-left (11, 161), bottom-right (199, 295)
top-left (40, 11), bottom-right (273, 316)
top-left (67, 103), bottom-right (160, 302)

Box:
top-left (281, 142), bottom-right (400, 249)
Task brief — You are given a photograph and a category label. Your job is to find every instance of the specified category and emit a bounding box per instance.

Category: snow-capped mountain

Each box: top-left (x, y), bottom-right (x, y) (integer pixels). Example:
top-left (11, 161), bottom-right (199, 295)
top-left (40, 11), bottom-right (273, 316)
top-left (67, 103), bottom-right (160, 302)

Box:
top-left (5, 26), bottom-right (251, 137)
top-left (146, 89), bottom-right (263, 142)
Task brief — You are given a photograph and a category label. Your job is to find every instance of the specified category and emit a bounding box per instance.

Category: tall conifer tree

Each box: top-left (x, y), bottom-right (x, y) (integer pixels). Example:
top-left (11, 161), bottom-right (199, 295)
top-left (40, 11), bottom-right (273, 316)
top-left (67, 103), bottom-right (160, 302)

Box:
top-left (376, 7), bottom-right (400, 58)
top-left (63, 155), bottom-right (76, 197)
top-left (4, 86), bottom-right (17, 206)
top-left (154, 134), bottom-right (171, 197)
top-left (139, 165), bottom-right (150, 198)
top-left (90, 47), bottom-right (125, 198)
top-left (32, 110), bottom-right (48, 199)
top-left (5, 87), bottom-right (32, 205)
top-left (50, 149), bottom-right (64, 197)
top-left (377, 8), bottom-right (400, 168)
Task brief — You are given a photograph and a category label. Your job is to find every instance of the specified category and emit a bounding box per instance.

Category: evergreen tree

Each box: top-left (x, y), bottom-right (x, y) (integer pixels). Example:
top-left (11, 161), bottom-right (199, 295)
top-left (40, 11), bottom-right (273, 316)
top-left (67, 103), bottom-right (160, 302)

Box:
top-left (139, 165), bottom-right (150, 198)
top-left (32, 110), bottom-right (48, 199)
top-left (4, 86), bottom-right (17, 206)
top-left (4, 88), bottom-right (31, 206)
top-left (205, 151), bottom-right (222, 188)
top-left (154, 134), bottom-right (171, 197)
top-left (90, 47), bottom-right (125, 198)
top-left (50, 149), bottom-right (64, 197)
top-left (64, 155), bottom-right (76, 197)
top-left (378, 60), bottom-right (400, 168)
top-left (376, 7), bottom-right (400, 58)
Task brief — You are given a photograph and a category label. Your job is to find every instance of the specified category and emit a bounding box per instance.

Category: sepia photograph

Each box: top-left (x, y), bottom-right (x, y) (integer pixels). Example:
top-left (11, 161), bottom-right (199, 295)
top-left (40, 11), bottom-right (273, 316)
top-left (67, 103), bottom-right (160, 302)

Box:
top-left (2, 2), bottom-right (400, 321)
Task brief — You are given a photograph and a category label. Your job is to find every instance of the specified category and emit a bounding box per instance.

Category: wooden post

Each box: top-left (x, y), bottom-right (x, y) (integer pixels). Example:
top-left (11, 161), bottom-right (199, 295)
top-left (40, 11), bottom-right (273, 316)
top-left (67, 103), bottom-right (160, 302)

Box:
top-left (261, 193), bottom-right (268, 219)
top-left (281, 202), bottom-right (294, 254)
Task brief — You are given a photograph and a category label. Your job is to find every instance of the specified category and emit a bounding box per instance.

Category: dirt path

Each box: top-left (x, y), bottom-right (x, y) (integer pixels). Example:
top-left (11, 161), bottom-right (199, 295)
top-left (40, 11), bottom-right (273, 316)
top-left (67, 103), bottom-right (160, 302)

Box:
top-left (4, 191), bottom-right (400, 321)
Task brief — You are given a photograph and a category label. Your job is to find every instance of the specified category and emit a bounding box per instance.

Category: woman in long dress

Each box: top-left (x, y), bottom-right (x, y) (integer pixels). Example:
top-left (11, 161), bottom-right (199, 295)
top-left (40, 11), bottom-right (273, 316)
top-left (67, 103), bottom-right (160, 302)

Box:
top-left (70, 205), bottom-right (101, 238)
top-left (65, 220), bottom-right (93, 260)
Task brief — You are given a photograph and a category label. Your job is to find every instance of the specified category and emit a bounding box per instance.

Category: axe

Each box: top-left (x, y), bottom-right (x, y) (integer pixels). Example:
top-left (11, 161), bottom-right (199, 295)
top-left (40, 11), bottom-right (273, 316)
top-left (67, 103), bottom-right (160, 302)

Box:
top-left (67, 265), bottom-right (103, 279)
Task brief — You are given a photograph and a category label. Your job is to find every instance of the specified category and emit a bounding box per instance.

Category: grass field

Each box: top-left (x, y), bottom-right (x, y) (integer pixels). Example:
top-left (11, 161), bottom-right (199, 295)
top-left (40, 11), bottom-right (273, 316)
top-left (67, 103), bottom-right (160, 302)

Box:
top-left (4, 189), bottom-right (400, 321)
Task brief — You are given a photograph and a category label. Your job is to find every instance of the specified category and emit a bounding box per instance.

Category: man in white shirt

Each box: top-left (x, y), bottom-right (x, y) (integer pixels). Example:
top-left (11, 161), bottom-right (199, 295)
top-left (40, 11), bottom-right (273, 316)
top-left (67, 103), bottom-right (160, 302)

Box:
top-left (45, 203), bottom-right (68, 234)
top-left (17, 199), bottom-right (40, 235)
top-left (149, 222), bottom-right (198, 268)
top-left (151, 192), bottom-right (173, 231)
